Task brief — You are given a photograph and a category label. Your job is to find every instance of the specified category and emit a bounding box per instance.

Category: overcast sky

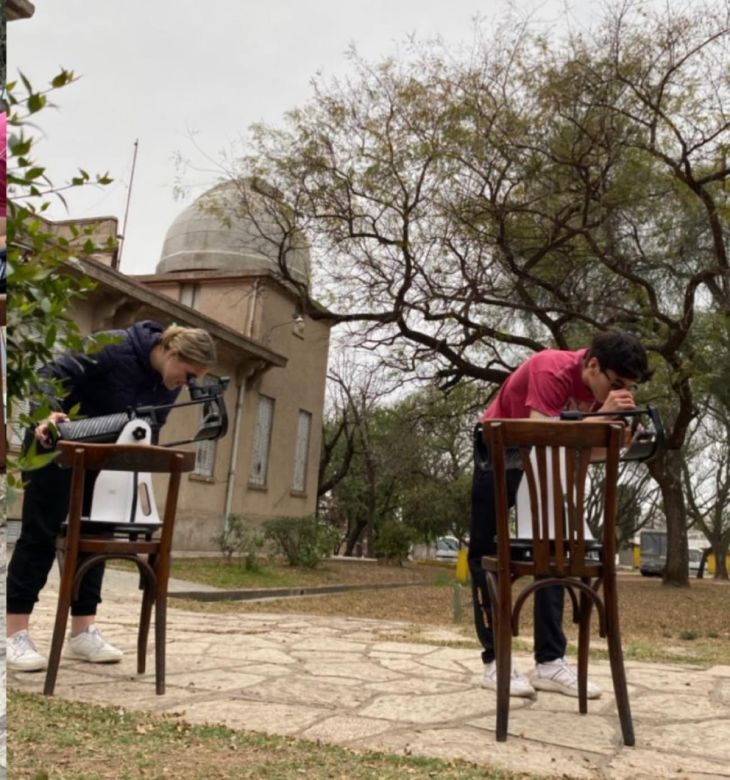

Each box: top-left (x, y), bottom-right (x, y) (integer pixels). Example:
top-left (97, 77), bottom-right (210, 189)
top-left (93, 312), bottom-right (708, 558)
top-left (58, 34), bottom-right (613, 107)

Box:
top-left (11, 0), bottom-right (605, 275)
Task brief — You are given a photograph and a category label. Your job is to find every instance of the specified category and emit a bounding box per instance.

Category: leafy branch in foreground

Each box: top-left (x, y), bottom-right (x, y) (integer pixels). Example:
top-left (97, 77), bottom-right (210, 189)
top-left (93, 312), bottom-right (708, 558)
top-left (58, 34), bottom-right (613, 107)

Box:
top-left (6, 68), bottom-right (115, 476)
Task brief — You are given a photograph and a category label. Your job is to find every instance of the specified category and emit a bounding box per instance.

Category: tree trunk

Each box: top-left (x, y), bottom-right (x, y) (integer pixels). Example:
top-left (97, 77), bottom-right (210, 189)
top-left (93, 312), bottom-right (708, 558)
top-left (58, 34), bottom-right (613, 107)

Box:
top-left (344, 517), bottom-right (367, 556)
top-left (648, 449), bottom-right (689, 587)
top-left (364, 456), bottom-right (377, 558)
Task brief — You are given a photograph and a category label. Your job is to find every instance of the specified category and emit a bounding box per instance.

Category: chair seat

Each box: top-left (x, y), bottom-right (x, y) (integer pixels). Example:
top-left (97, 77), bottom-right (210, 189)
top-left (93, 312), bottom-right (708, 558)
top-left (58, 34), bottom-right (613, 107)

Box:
top-left (507, 538), bottom-right (602, 560)
top-left (60, 518), bottom-right (162, 538)
top-left (482, 553), bottom-right (603, 579)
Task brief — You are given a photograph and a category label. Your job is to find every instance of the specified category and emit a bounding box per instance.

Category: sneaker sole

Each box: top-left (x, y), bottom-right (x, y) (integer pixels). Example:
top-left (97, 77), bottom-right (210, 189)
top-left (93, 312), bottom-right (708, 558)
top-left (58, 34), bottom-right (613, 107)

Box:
top-left (65, 651), bottom-right (123, 664)
top-left (482, 678), bottom-right (536, 698)
top-left (8, 659), bottom-right (48, 672)
top-left (531, 678), bottom-right (601, 699)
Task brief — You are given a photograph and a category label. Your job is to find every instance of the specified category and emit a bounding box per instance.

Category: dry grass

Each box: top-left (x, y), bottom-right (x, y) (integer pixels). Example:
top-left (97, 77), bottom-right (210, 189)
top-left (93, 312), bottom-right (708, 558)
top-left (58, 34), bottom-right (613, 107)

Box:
top-left (167, 556), bottom-right (451, 589)
top-left (173, 570), bottom-right (730, 667)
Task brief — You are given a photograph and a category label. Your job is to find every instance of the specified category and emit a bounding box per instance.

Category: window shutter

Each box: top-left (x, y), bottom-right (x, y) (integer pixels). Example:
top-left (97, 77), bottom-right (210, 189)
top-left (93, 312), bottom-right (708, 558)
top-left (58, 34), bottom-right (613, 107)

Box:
top-left (193, 375), bottom-right (218, 477)
top-left (292, 410), bottom-right (312, 492)
top-left (249, 395), bottom-right (274, 486)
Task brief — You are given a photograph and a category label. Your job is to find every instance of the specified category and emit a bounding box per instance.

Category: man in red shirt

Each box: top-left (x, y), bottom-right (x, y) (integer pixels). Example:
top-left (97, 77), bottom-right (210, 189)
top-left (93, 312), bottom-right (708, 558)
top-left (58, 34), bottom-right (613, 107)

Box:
top-left (471, 331), bottom-right (650, 697)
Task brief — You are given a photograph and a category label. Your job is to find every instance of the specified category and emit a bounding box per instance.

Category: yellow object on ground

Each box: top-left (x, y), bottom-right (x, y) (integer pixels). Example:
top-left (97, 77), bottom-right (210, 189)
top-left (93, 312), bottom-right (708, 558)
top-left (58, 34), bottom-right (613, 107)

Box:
top-left (456, 548), bottom-right (469, 584)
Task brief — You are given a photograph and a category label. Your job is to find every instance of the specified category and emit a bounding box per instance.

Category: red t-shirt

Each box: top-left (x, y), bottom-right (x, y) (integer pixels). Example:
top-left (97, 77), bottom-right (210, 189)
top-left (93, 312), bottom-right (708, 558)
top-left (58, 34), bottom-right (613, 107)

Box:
top-left (480, 348), bottom-right (598, 421)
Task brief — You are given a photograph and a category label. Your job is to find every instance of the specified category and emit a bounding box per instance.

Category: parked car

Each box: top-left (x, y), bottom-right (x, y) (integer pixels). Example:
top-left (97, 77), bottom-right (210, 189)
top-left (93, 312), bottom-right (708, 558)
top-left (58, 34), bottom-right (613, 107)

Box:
top-left (435, 536), bottom-right (461, 561)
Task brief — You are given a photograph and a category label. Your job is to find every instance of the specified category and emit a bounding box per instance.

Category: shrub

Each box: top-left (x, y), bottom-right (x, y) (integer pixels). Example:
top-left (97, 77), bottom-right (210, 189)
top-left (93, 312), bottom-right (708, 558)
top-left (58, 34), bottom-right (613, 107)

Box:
top-left (375, 521), bottom-right (415, 565)
top-left (212, 515), bottom-right (264, 569)
top-left (263, 515), bottom-right (339, 568)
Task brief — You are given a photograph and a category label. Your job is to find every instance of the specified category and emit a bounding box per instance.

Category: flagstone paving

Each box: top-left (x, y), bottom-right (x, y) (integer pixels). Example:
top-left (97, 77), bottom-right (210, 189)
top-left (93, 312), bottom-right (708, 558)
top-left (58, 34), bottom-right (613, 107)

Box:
top-left (7, 567), bottom-right (730, 779)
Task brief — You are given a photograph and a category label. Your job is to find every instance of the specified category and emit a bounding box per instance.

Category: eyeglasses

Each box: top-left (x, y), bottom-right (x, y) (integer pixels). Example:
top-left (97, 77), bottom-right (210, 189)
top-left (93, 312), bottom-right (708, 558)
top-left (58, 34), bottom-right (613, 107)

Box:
top-left (601, 369), bottom-right (639, 393)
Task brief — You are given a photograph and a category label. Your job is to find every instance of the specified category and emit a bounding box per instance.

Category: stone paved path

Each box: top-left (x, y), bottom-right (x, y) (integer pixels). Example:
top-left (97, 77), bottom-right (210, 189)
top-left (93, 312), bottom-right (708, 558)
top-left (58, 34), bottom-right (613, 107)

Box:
top-left (7, 568), bottom-right (730, 779)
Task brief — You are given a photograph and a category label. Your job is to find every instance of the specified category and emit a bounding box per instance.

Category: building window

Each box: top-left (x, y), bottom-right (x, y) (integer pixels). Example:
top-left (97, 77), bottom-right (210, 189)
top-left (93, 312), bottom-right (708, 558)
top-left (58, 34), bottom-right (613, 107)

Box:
top-left (193, 375), bottom-right (218, 478)
top-left (292, 410), bottom-right (312, 493)
top-left (180, 283), bottom-right (199, 310)
top-left (249, 394), bottom-right (275, 487)
top-left (194, 439), bottom-right (216, 478)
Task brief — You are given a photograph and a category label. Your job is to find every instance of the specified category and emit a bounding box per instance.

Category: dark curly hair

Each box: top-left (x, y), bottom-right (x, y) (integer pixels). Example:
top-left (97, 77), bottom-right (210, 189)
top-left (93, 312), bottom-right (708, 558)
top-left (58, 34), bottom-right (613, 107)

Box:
top-left (585, 331), bottom-right (652, 383)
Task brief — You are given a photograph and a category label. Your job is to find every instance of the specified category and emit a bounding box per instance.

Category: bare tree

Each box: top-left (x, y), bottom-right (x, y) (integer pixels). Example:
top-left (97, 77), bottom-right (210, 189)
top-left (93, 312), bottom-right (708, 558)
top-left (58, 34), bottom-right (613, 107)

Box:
top-left (211, 3), bottom-right (728, 584)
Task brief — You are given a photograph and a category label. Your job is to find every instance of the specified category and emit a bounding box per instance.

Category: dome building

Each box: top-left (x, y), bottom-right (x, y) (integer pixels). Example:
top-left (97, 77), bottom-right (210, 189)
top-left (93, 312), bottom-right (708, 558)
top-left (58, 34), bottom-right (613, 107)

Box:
top-left (157, 180), bottom-right (311, 285)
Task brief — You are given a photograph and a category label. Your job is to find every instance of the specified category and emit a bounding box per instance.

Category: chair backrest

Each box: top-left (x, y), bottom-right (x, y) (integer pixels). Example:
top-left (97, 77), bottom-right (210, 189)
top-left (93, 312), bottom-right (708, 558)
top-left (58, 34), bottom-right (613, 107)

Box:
top-left (482, 419), bottom-right (623, 575)
top-left (57, 441), bottom-right (196, 545)
top-left (57, 441), bottom-right (195, 474)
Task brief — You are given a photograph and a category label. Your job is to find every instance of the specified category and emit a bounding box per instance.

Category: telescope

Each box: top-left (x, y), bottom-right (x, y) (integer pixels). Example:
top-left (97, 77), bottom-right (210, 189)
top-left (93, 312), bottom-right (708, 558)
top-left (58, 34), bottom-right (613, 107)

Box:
top-left (558, 404), bottom-right (665, 463)
top-left (54, 375), bottom-right (230, 447)
top-left (475, 404), bottom-right (665, 471)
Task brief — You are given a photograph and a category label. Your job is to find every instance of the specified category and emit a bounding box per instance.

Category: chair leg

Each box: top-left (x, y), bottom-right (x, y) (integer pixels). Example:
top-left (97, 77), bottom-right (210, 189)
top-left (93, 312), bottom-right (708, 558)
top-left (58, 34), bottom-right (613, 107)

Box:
top-left (492, 575), bottom-right (512, 742)
top-left (577, 583), bottom-right (592, 715)
top-left (154, 589), bottom-right (167, 695)
top-left (138, 553), bottom-right (158, 675)
top-left (603, 578), bottom-right (635, 746)
top-left (44, 547), bottom-right (78, 696)
top-left (138, 580), bottom-right (154, 675)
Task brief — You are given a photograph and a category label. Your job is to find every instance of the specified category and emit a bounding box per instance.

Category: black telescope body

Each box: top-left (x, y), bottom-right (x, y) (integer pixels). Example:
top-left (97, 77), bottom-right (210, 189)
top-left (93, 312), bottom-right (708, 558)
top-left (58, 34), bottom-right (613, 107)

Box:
top-left (55, 376), bottom-right (231, 447)
top-left (474, 404), bottom-right (665, 472)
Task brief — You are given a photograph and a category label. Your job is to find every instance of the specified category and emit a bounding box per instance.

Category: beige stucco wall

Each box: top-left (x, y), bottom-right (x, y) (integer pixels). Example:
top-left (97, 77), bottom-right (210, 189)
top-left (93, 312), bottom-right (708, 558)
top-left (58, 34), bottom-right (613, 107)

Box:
top-left (139, 275), bottom-right (261, 339)
top-left (137, 271), bottom-right (330, 547)
top-left (232, 298), bottom-right (329, 525)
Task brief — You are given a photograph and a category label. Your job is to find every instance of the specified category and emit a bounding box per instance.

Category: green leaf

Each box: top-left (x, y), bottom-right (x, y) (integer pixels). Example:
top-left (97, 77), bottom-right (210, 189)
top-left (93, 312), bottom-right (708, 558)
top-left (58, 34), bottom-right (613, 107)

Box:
top-left (51, 69), bottom-right (75, 88)
top-left (25, 167), bottom-right (46, 180)
top-left (19, 446), bottom-right (61, 472)
top-left (18, 70), bottom-right (33, 93)
top-left (10, 137), bottom-right (33, 156)
top-left (45, 324), bottom-right (58, 348)
top-left (27, 93), bottom-right (47, 113)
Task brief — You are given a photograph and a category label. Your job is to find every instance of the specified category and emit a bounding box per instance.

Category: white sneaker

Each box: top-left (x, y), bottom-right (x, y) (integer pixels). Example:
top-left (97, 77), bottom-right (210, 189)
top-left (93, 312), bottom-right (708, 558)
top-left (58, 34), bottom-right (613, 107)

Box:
top-left (66, 626), bottom-right (123, 664)
top-left (7, 630), bottom-right (48, 672)
top-left (482, 660), bottom-right (536, 698)
top-left (530, 657), bottom-right (601, 699)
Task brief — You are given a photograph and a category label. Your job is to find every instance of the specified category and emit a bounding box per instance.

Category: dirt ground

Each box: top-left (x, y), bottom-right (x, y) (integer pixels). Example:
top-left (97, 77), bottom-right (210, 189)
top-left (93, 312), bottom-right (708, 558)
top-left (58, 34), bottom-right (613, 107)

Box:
top-left (173, 569), bottom-right (730, 667)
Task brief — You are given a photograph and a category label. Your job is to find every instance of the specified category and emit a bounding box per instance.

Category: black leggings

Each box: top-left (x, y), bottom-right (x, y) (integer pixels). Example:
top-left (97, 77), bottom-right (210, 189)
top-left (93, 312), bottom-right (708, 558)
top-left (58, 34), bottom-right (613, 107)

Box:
top-left (468, 431), bottom-right (567, 665)
top-left (7, 461), bottom-right (103, 616)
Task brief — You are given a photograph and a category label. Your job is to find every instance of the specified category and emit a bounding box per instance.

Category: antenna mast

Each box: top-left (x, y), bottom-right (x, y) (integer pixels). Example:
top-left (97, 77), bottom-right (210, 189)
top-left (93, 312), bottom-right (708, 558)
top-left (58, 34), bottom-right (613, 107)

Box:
top-left (116, 138), bottom-right (139, 270)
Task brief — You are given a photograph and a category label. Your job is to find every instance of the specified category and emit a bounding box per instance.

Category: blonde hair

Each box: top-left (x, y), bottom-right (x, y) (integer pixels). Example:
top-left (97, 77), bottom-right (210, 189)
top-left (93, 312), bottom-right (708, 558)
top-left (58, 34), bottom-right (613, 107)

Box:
top-left (160, 325), bottom-right (217, 366)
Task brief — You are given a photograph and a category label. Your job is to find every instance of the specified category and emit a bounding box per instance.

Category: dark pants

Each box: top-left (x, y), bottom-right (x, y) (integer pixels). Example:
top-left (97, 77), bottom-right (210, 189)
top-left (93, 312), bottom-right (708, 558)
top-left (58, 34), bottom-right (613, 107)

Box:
top-left (7, 460), bottom-right (103, 617)
top-left (468, 430), bottom-right (566, 665)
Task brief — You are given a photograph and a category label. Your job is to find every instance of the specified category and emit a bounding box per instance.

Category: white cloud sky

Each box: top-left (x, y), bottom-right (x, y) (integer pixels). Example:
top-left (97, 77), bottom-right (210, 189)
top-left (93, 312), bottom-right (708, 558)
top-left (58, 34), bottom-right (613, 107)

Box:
top-left (11, 0), bottom-right (605, 274)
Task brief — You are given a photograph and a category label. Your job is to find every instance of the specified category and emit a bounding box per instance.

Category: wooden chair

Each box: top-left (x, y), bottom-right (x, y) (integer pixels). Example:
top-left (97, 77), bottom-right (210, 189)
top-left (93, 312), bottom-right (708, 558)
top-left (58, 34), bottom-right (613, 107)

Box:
top-left (480, 419), bottom-right (634, 745)
top-left (44, 441), bottom-right (195, 696)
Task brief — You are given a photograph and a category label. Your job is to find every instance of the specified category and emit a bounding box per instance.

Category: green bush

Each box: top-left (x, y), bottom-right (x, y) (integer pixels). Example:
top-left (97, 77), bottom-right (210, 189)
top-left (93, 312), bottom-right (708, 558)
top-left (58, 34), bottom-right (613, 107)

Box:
top-left (212, 515), bottom-right (264, 569)
top-left (263, 515), bottom-right (339, 568)
top-left (375, 522), bottom-right (415, 565)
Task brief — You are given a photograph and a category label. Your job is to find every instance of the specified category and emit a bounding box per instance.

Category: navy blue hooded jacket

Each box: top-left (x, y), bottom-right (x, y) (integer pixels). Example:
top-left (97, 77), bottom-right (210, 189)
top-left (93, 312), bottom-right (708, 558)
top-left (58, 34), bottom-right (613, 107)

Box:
top-left (39, 320), bottom-right (181, 425)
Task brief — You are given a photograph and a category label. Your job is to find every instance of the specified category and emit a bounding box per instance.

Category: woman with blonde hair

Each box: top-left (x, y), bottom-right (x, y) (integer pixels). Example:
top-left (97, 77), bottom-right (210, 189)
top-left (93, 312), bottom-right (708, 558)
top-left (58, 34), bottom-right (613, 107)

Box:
top-left (7, 320), bottom-right (216, 672)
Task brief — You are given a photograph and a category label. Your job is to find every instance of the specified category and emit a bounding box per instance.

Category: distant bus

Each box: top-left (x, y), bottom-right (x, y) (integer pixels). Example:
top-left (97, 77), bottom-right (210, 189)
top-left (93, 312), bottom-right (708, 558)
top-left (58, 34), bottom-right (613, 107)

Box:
top-left (639, 531), bottom-right (667, 576)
